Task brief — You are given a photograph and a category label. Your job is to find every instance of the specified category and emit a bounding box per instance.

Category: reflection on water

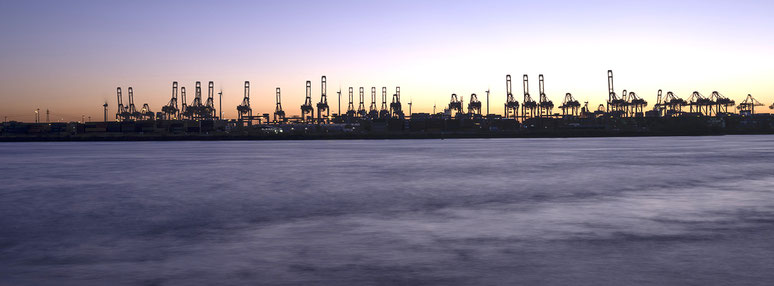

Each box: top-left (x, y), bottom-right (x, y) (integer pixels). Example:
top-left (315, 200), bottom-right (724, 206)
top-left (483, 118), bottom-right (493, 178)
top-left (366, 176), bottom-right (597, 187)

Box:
top-left (1, 136), bottom-right (774, 285)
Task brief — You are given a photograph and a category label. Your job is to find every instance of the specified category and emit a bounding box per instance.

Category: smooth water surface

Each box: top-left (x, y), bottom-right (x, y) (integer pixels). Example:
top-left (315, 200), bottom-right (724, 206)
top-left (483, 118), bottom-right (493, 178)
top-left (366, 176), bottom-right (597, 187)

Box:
top-left (1, 136), bottom-right (774, 285)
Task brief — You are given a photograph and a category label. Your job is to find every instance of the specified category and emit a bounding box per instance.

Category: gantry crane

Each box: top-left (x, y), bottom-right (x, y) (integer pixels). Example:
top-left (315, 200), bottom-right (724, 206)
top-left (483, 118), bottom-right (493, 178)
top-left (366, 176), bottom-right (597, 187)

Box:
top-left (522, 75), bottom-right (538, 119)
top-left (504, 75), bottom-right (519, 119)
top-left (141, 103), bottom-right (154, 120)
top-left (130, 87), bottom-right (144, 120)
top-left (558, 93), bottom-right (580, 116)
top-left (625, 91), bottom-right (647, 117)
top-left (652, 89), bottom-right (665, 115)
top-left (448, 93), bottom-right (463, 117)
top-left (187, 81), bottom-right (204, 120)
top-left (300, 80), bottom-right (314, 122)
top-left (316, 76), bottom-right (329, 123)
top-left (180, 86), bottom-right (193, 120)
top-left (662, 91), bottom-right (686, 117)
top-left (379, 87), bottom-right (390, 118)
top-left (390, 87), bottom-right (403, 118)
top-left (357, 87), bottom-right (367, 118)
top-left (737, 94), bottom-right (764, 115)
top-left (346, 87), bottom-right (356, 118)
top-left (115, 87), bottom-right (131, 121)
top-left (337, 89), bottom-right (342, 116)
top-left (127, 87), bottom-right (140, 120)
top-left (467, 93), bottom-right (481, 115)
top-left (274, 87), bottom-right (285, 123)
top-left (202, 81), bottom-right (216, 119)
top-left (688, 91), bottom-right (713, 116)
top-left (368, 87), bottom-right (379, 119)
top-left (710, 91), bottom-right (735, 115)
top-left (237, 81), bottom-right (252, 123)
top-left (606, 70), bottom-right (626, 114)
top-left (537, 74), bottom-right (553, 117)
top-left (162, 82), bottom-right (179, 120)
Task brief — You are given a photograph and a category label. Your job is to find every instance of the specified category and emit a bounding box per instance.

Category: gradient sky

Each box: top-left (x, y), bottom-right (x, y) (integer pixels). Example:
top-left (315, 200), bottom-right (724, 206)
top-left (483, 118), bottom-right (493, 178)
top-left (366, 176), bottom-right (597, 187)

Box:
top-left (1, 0), bottom-right (773, 121)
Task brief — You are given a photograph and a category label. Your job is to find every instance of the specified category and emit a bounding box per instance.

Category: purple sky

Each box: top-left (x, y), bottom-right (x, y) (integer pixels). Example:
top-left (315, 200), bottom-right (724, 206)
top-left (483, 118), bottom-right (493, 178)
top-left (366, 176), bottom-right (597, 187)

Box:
top-left (1, 0), bottom-right (773, 121)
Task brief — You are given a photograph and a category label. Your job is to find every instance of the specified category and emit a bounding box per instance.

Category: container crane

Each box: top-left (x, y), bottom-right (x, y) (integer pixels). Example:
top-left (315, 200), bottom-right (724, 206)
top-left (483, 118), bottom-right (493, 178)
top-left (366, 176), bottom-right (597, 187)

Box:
top-left (504, 75), bottom-right (519, 119)
top-left (687, 91), bottom-right (713, 116)
top-left (346, 87), bottom-right (356, 118)
top-left (357, 87), bottom-right (367, 118)
top-left (537, 74), bottom-right (553, 117)
top-left (626, 91), bottom-right (647, 117)
top-left (274, 87), bottom-right (285, 123)
top-left (237, 81), bottom-right (252, 123)
top-left (467, 93), bottom-right (481, 115)
top-left (448, 93), bottom-right (463, 116)
top-left (316, 76), bottom-right (329, 123)
top-left (522, 75), bottom-right (537, 119)
top-left (390, 87), bottom-right (403, 118)
top-left (652, 89), bottom-right (665, 115)
top-left (115, 87), bottom-right (127, 121)
top-left (379, 87), bottom-right (390, 118)
top-left (162, 82), bottom-right (179, 120)
top-left (606, 70), bottom-right (626, 114)
top-left (204, 81), bottom-right (216, 119)
top-left (558, 93), bottom-right (580, 116)
top-left (300, 80), bottom-right (314, 122)
top-left (141, 103), bottom-right (154, 120)
top-left (189, 81), bottom-right (204, 120)
top-left (710, 91), bottom-right (735, 115)
top-left (128, 87), bottom-right (143, 120)
top-left (368, 87), bottom-right (379, 119)
top-left (180, 86), bottom-right (191, 120)
top-left (737, 94), bottom-right (764, 115)
top-left (662, 91), bottom-right (686, 117)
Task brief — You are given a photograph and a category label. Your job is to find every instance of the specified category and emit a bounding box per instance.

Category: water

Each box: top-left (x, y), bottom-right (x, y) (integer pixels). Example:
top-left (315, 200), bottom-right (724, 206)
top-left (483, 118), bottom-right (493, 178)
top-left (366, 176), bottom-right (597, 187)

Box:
top-left (1, 136), bottom-right (774, 285)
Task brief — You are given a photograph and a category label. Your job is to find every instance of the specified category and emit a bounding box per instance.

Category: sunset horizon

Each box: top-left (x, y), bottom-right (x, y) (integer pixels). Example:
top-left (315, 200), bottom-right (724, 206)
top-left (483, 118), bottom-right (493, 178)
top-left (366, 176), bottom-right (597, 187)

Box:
top-left (2, 0), bottom-right (773, 122)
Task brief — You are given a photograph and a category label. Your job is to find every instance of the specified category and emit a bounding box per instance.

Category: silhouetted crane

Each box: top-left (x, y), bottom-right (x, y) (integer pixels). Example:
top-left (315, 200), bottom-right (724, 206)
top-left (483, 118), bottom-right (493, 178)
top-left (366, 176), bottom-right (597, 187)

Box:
top-left (300, 80), bottom-right (314, 122)
top-left (625, 91), bottom-right (647, 117)
top-left (710, 91), bottom-right (735, 115)
top-left (141, 103), bottom-right (154, 120)
top-left (379, 87), bottom-right (390, 118)
top-left (368, 87), bottom-right (379, 119)
top-left (522, 75), bottom-right (537, 118)
top-left (357, 87), bottom-right (367, 118)
top-left (737, 94), bottom-right (764, 115)
top-left (559, 93), bottom-right (580, 116)
top-left (504, 75), bottom-right (519, 119)
top-left (662, 91), bottom-right (686, 117)
top-left (687, 91), bottom-right (713, 116)
top-left (390, 87), bottom-right (403, 119)
top-left (606, 70), bottom-right (626, 114)
top-left (346, 87), bottom-right (356, 119)
top-left (204, 81), bottom-right (216, 119)
top-left (316, 76), bottom-right (329, 123)
top-left (115, 87), bottom-right (129, 121)
top-left (467, 93), bottom-right (481, 115)
top-left (162, 82), bottom-right (179, 119)
top-left (448, 93), bottom-right (463, 117)
top-left (237, 81), bottom-right (252, 123)
top-left (537, 74), bottom-right (553, 117)
top-left (180, 86), bottom-right (192, 120)
top-left (274, 87), bottom-right (285, 123)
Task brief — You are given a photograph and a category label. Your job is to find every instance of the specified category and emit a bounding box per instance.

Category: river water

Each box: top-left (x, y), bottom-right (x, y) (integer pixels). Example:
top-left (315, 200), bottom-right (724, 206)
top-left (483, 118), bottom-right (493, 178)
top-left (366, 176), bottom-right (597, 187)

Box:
top-left (1, 136), bottom-right (774, 285)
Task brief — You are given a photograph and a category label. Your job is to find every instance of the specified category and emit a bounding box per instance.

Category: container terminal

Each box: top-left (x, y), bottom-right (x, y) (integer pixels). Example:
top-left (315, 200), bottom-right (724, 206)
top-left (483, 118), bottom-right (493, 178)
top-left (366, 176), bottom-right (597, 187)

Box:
top-left (2, 71), bottom-right (774, 141)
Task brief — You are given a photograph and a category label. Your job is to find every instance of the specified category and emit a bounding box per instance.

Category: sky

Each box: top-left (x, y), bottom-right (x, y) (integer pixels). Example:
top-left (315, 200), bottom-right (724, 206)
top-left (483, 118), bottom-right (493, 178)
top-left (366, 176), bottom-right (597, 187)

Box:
top-left (1, 0), bottom-right (773, 121)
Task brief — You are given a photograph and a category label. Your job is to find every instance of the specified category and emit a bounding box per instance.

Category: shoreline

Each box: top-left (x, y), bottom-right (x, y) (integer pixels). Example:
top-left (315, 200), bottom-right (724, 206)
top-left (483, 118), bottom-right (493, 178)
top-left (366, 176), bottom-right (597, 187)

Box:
top-left (2, 129), bottom-right (773, 142)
